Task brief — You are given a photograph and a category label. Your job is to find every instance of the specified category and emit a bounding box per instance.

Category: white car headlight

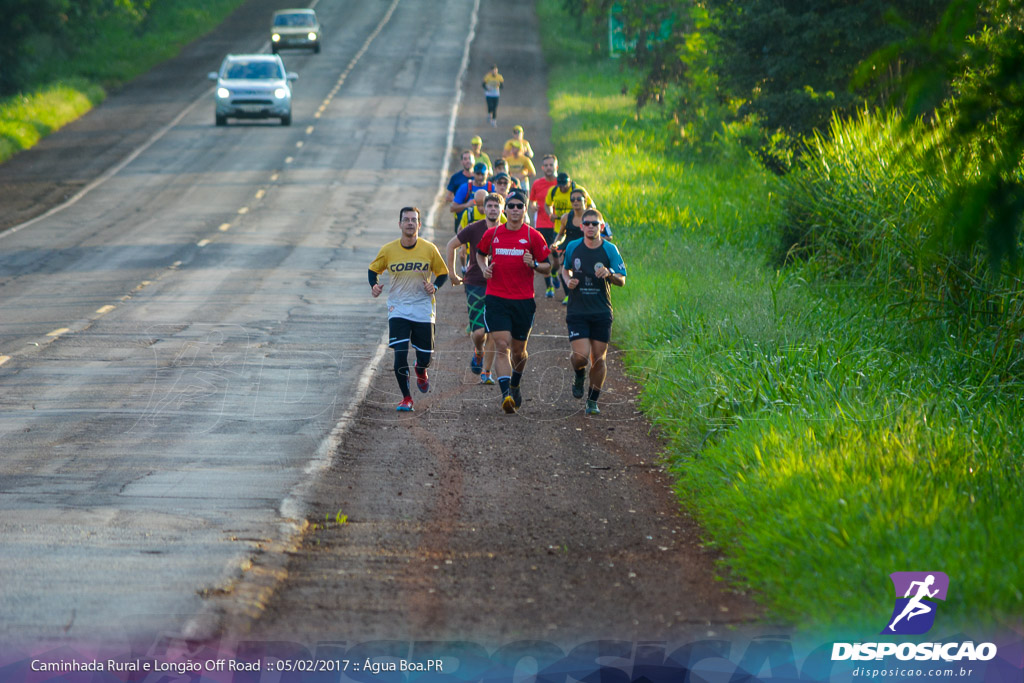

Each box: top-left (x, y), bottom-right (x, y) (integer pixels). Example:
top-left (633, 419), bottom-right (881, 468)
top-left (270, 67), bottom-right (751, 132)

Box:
top-left (308, 32), bottom-right (317, 41)
top-left (274, 88), bottom-right (287, 99)
top-left (217, 87), bottom-right (230, 99)
top-left (272, 33), bottom-right (281, 42)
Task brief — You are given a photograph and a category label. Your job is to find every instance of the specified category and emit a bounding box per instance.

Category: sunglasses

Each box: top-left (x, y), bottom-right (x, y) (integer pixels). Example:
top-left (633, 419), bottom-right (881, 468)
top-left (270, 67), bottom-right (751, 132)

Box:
top-left (506, 203), bottom-right (525, 209)
top-left (581, 220), bottom-right (601, 226)
top-left (571, 196), bottom-right (584, 201)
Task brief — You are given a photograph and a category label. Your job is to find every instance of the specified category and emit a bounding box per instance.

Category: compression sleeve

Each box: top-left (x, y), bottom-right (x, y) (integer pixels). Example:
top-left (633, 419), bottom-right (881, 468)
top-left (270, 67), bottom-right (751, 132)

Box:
top-left (434, 274), bottom-right (448, 288)
top-left (368, 269), bottom-right (379, 287)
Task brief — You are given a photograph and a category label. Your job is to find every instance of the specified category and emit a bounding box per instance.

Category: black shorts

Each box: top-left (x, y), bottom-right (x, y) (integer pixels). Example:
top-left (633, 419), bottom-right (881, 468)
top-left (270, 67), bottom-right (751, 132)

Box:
top-left (389, 317), bottom-right (434, 352)
top-left (566, 314), bottom-right (613, 344)
top-left (485, 295), bottom-right (536, 341)
top-left (538, 227), bottom-right (556, 246)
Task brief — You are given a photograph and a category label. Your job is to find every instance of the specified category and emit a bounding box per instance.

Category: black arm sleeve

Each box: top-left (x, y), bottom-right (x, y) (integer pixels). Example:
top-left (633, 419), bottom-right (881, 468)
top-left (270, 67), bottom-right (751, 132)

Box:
top-left (433, 274), bottom-right (448, 288)
top-left (368, 269), bottom-right (379, 287)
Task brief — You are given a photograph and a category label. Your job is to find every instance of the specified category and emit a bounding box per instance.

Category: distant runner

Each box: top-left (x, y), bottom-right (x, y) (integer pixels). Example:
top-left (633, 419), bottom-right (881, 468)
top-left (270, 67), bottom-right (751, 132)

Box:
top-left (369, 207), bottom-right (449, 411)
top-left (529, 154), bottom-right (560, 297)
top-left (476, 189), bottom-right (552, 413)
top-left (561, 208), bottom-right (626, 416)
top-left (482, 65), bottom-right (504, 127)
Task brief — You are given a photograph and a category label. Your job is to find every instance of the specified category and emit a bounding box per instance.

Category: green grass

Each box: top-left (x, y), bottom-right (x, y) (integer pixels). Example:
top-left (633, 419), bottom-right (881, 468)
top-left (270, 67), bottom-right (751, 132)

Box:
top-left (0, 0), bottom-right (247, 164)
top-left (0, 80), bottom-right (104, 163)
top-left (537, 0), bottom-right (1023, 631)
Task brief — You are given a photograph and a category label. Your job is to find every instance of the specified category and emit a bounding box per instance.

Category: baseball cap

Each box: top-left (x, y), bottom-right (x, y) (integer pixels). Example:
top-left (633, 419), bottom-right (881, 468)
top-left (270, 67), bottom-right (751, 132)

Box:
top-left (492, 172), bottom-right (511, 182)
top-left (557, 172), bottom-right (571, 185)
top-left (513, 125), bottom-right (523, 133)
top-left (470, 135), bottom-right (482, 144)
top-left (508, 189), bottom-right (528, 203)
top-left (473, 162), bottom-right (488, 174)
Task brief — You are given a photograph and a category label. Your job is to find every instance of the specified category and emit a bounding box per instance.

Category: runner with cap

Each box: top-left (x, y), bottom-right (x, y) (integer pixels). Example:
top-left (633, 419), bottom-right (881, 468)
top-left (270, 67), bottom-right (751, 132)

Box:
top-left (529, 154), bottom-right (561, 298)
top-left (469, 135), bottom-right (492, 174)
top-left (505, 141), bottom-right (536, 192)
top-left (545, 172), bottom-right (593, 302)
top-left (502, 125), bottom-right (535, 159)
top-left (452, 162), bottom-right (494, 231)
top-left (475, 189), bottom-right (552, 413)
top-left (560, 208), bottom-right (626, 416)
top-left (491, 160), bottom-right (520, 190)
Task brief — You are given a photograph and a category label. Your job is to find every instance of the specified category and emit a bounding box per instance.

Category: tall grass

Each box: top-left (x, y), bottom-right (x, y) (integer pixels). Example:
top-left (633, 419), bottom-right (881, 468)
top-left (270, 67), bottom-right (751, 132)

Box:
top-left (538, 0), bottom-right (1024, 631)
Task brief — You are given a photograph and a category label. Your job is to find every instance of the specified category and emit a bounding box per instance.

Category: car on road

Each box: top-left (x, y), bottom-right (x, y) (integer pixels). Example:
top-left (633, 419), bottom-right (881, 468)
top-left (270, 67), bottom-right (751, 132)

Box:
top-left (208, 54), bottom-right (298, 126)
top-left (271, 9), bottom-right (321, 53)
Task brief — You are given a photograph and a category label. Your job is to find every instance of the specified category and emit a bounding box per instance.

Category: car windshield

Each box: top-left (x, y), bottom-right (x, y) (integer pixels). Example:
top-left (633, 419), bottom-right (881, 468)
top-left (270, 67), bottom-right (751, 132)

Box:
top-left (225, 61), bottom-right (284, 80)
top-left (273, 13), bottom-right (314, 27)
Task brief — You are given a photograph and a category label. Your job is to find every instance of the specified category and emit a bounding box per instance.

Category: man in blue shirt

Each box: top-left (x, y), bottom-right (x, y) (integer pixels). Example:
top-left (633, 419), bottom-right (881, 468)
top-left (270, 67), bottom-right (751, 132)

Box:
top-left (560, 208), bottom-right (626, 415)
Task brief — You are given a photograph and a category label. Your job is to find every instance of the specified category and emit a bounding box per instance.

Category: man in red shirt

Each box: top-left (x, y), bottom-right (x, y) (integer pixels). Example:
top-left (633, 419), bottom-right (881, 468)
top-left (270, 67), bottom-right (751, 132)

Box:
top-left (529, 154), bottom-right (560, 298)
top-left (476, 189), bottom-right (552, 413)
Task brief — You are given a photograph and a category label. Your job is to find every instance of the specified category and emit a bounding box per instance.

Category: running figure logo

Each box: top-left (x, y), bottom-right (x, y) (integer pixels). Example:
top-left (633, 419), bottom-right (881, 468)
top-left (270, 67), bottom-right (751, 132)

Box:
top-left (883, 572), bottom-right (949, 635)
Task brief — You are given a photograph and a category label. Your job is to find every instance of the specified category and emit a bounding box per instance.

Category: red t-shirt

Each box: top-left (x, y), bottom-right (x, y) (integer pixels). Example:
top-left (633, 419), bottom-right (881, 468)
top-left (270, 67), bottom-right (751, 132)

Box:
top-left (477, 223), bottom-right (551, 300)
top-left (529, 177), bottom-right (559, 229)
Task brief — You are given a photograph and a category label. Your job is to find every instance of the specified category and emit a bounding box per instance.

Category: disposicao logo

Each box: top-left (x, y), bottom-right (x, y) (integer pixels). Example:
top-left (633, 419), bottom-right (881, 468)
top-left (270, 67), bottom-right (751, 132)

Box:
top-left (831, 571), bottom-right (998, 662)
top-left (883, 571), bottom-right (949, 635)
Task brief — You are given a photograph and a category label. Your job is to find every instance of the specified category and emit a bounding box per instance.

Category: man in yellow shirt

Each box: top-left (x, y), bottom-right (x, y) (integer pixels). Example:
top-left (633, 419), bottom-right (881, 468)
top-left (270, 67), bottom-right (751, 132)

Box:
top-left (505, 141), bottom-right (536, 192)
top-left (368, 207), bottom-right (449, 411)
top-left (482, 65), bottom-right (503, 126)
top-left (502, 125), bottom-right (535, 159)
top-left (470, 135), bottom-right (492, 174)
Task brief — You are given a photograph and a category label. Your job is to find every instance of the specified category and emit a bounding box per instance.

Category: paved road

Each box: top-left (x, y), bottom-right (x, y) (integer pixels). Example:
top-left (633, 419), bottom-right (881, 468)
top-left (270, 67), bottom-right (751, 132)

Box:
top-left (0, 0), bottom-right (474, 643)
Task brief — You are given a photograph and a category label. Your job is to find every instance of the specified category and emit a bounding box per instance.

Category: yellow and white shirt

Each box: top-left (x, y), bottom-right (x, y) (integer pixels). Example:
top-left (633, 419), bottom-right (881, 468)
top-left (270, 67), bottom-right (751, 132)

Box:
top-left (369, 239), bottom-right (449, 323)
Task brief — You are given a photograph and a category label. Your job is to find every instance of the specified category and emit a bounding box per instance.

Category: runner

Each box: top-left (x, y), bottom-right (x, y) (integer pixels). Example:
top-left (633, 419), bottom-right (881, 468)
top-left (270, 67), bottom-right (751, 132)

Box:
top-left (445, 193), bottom-right (507, 385)
top-left (561, 208), bottom-right (626, 416)
top-left (476, 189), bottom-right (552, 413)
top-left (505, 141), bottom-right (536, 192)
top-left (451, 162), bottom-right (493, 230)
top-left (369, 207), bottom-right (450, 411)
top-left (544, 171), bottom-right (593, 227)
top-left (529, 154), bottom-right (560, 297)
top-left (502, 125), bottom-right (535, 159)
top-left (446, 150), bottom-right (476, 232)
top-left (482, 64), bottom-right (503, 127)
top-left (491, 160), bottom-right (520, 190)
top-left (469, 135), bottom-right (492, 174)
top-left (491, 171), bottom-right (514, 200)
top-left (551, 188), bottom-right (589, 305)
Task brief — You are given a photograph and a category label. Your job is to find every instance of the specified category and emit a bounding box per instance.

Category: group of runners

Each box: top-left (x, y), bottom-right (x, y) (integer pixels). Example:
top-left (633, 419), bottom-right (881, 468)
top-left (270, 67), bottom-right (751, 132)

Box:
top-left (368, 124), bottom-right (626, 417)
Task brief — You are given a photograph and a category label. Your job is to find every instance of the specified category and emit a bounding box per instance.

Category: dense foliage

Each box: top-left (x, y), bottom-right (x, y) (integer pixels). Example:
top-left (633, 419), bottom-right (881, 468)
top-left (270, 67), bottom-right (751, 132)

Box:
top-left (1, 0), bottom-right (156, 95)
top-left (540, 0), bottom-right (1024, 629)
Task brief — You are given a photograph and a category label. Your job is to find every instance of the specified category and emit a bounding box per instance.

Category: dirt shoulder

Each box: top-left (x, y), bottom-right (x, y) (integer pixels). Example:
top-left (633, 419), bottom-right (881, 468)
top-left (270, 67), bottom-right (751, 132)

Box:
top-left (224, 0), bottom-right (761, 648)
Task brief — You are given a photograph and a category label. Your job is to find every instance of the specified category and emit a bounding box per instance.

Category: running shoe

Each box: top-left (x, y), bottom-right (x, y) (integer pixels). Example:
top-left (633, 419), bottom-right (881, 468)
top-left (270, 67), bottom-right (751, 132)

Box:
top-left (510, 384), bottom-right (522, 408)
top-left (415, 368), bottom-right (429, 393)
top-left (561, 295), bottom-right (569, 306)
top-left (479, 371), bottom-right (495, 385)
top-left (545, 286), bottom-right (554, 298)
top-left (585, 399), bottom-right (601, 415)
top-left (571, 373), bottom-right (585, 399)
top-left (396, 396), bottom-right (414, 412)
top-left (470, 353), bottom-right (483, 375)
top-left (501, 395), bottom-right (517, 414)
top-left (553, 277), bottom-right (561, 290)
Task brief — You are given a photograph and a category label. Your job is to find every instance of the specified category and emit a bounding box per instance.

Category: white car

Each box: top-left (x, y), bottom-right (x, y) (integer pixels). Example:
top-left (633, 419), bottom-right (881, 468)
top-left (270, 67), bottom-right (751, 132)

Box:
top-left (208, 54), bottom-right (298, 126)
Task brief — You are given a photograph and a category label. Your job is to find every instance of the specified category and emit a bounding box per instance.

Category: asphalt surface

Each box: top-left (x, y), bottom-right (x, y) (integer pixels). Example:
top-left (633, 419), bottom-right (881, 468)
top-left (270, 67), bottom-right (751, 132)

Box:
top-left (0, 0), bottom-right (761, 652)
top-left (0, 0), bottom-right (479, 643)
